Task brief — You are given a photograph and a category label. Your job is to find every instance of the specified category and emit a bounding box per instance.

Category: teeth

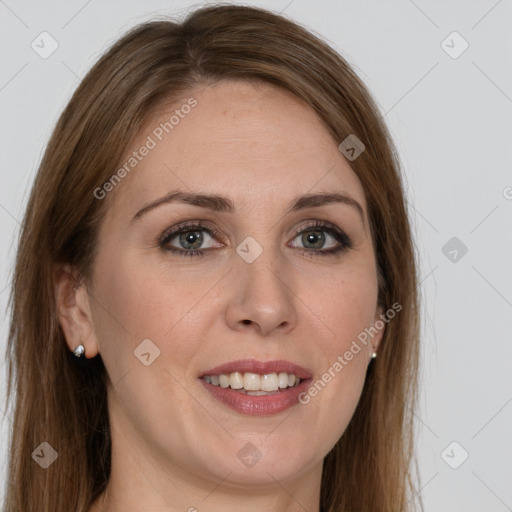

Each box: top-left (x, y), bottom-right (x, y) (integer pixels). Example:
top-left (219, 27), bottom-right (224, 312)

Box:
top-left (278, 372), bottom-right (288, 388)
top-left (203, 371), bottom-right (302, 391)
top-left (243, 372), bottom-right (261, 391)
top-left (229, 372), bottom-right (243, 389)
top-left (219, 374), bottom-right (230, 388)
top-left (260, 373), bottom-right (278, 391)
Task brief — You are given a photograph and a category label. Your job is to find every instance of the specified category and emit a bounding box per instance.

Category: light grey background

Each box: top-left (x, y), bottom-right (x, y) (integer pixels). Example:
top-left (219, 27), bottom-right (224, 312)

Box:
top-left (1, 0), bottom-right (511, 510)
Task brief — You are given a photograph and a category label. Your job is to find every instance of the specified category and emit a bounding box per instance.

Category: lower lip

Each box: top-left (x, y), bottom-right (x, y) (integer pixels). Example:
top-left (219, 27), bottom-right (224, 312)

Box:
top-left (199, 378), bottom-right (312, 416)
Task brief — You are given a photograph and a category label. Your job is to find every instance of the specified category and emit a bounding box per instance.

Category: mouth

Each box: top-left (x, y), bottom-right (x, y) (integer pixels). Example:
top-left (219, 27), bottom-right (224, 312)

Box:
top-left (198, 359), bottom-right (313, 415)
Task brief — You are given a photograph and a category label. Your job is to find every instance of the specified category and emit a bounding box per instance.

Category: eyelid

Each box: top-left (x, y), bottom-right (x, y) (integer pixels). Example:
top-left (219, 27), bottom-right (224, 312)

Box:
top-left (158, 220), bottom-right (225, 246)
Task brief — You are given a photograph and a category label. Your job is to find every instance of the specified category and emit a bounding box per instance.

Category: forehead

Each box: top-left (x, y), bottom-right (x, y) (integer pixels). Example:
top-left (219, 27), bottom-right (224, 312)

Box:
top-left (106, 79), bottom-right (367, 219)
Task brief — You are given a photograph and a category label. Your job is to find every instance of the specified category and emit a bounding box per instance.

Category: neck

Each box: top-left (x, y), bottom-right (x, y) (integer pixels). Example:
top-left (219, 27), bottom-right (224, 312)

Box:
top-left (92, 457), bottom-right (323, 512)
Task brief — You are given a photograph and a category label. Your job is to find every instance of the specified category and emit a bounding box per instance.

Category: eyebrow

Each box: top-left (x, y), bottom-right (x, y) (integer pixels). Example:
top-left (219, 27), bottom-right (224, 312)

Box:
top-left (131, 190), bottom-right (365, 224)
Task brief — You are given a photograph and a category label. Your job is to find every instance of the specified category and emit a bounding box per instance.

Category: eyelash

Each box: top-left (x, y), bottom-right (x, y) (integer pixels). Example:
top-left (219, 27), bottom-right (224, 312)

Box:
top-left (157, 220), bottom-right (353, 258)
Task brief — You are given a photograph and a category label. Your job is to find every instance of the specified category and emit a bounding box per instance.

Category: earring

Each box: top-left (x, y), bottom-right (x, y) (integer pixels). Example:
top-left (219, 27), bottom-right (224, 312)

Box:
top-left (371, 352), bottom-right (377, 359)
top-left (73, 344), bottom-right (85, 359)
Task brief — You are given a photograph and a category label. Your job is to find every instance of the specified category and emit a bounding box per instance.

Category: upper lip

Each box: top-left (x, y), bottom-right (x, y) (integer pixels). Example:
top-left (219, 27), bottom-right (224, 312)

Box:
top-left (199, 359), bottom-right (313, 380)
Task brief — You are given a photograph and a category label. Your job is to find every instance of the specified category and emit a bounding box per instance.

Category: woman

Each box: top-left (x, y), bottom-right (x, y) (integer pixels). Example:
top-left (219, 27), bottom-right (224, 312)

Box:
top-left (3, 4), bottom-right (422, 511)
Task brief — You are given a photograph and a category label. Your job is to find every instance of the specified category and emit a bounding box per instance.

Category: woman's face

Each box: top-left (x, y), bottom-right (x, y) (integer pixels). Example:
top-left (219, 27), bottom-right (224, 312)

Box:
top-left (77, 80), bottom-right (384, 499)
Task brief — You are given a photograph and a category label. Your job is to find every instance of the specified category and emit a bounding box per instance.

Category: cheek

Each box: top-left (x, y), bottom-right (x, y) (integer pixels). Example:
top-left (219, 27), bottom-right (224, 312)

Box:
top-left (311, 258), bottom-right (379, 349)
top-left (90, 252), bottom-right (206, 436)
top-left (296, 260), bottom-right (377, 439)
top-left (89, 248), bottom-right (210, 387)
top-left (92, 246), bottom-right (206, 338)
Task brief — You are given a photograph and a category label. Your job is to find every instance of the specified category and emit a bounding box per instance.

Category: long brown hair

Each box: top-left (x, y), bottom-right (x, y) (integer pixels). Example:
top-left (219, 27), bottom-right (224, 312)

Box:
top-left (3, 4), bottom-right (422, 511)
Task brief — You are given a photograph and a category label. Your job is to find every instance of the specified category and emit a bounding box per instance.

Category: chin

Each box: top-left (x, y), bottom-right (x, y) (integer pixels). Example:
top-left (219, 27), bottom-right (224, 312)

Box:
top-left (198, 443), bottom-right (317, 489)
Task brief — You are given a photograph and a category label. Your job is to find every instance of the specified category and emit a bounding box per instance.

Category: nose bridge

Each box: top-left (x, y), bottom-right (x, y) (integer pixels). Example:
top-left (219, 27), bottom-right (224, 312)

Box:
top-left (236, 231), bottom-right (286, 286)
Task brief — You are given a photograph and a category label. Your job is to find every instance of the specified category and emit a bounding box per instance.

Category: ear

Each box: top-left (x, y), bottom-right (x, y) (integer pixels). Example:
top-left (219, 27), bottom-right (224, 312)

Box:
top-left (369, 305), bottom-right (386, 358)
top-left (53, 264), bottom-right (99, 359)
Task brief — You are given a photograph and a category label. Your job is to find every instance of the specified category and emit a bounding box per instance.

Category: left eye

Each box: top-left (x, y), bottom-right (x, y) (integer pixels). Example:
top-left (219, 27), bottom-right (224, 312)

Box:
top-left (290, 228), bottom-right (340, 251)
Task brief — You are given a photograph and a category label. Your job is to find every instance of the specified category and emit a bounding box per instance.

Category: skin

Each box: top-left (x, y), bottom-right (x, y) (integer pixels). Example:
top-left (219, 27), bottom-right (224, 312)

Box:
top-left (55, 79), bottom-right (384, 512)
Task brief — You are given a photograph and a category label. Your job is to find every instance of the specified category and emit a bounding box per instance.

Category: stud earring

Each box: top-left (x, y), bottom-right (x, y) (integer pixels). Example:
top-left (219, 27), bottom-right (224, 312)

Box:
top-left (73, 344), bottom-right (85, 359)
top-left (371, 352), bottom-right (377, 359)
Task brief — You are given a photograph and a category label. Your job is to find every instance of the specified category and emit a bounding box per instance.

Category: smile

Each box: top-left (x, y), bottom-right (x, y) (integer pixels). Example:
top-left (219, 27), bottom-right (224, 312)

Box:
top-left (199, 359), bottom-right (313, 415)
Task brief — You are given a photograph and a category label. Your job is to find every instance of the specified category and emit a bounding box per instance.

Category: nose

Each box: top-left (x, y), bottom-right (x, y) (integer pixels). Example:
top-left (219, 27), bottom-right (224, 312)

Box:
top-left (224, 245), bottom-right (298, 337)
